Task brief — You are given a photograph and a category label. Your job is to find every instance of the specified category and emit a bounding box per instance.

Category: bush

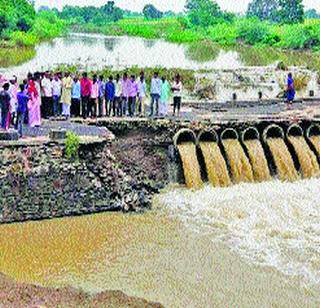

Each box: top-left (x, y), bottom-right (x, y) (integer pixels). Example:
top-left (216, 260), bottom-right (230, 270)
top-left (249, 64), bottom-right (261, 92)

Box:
top-left (31, 12), bottom-right (67, 40)
top-left (207, 23), bottom-right (237, 45)
top-left (65, 131), bottom-right (80, 160)
top-left (166, 29), bottom-right (204, 43)
top-left (236, 18), bottom-right (272, 45)
top-left (8, 31), bottom-right (38, 46)
top-left (275, 24), bottom-right (309, 49)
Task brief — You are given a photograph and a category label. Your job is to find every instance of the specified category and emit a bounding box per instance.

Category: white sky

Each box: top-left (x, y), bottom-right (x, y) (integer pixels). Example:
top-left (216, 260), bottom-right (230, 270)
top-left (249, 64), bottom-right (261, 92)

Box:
top-left (35, 0), bottom-right (320, 13)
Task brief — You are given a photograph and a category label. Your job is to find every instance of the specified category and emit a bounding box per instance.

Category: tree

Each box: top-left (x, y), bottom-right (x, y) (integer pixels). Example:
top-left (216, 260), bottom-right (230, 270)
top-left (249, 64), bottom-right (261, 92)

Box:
top-left (305, 9), bottom-right (320, 19)
top-left (247, 0), bottom-right (280, 22)
top-left (143, 4), bottom-right (163, 19)
top-left (0, 0), bottom-right (35, 36)
top-left (185, 0), bottom-right (222, 27)
top-left (247, 0), bottom-right (304, 23)
top-left (278, 0), bottom-right (304, 23)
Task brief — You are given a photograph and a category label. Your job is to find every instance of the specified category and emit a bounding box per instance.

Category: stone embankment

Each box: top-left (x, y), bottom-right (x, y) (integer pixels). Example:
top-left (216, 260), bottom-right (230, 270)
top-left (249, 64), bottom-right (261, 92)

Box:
top-left (0, 136), bottom-right (156, 223)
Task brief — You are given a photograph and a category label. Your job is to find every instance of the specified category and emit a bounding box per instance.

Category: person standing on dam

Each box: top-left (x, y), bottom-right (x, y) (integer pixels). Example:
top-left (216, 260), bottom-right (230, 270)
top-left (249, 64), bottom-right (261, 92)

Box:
top-left (0, 83), bottom-right (11, 130)
top-left (80, 72), bottom-right (92, 119)
top-left (105, 76), bottom-right (115, 116)
top-left (137, 74), bottom-right (147, 117)
top-left (16, 84), bottom-right (29, 137)
top-left (113, 74), bottom-right (122, 117)
top-left (150, 72), bottom-right (162, 117)
top-left (71, 76), bottom-right (81, 117)
top-left (172, 74), bottom-right (183, 117)
top-left (160, 76), bottom-right (170, 117)
top-left (61, 72), bottom-right (73, 119)
top-left (98, 75), bottom-right (105, 117)
top-left (52, 74), bottom-right (62, 117)
top-left (41, 72), bottom-right (53, 118)
top-left (286, 72), bottom-right (295, 107)
top-left (121, 73), bottom-right (130, 116)
top-left (128, 75), bottom-right (138, 117)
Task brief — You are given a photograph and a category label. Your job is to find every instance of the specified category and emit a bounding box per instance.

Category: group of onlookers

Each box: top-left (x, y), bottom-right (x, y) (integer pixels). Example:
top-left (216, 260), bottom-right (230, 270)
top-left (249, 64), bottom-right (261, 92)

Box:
top-left (0, 71), bottom-right (183, 137)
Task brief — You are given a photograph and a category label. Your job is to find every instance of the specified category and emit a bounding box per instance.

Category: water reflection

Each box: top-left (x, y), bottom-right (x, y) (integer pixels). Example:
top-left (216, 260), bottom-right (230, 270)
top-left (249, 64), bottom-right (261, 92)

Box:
top-left (104, 37), bottom-right (118, 51)
top-left (2, 33), bottom-right (319, 76)
top-left (1, 33), bottom-right (245, 75)
top-left (143, 39), bottom-right (157, 49)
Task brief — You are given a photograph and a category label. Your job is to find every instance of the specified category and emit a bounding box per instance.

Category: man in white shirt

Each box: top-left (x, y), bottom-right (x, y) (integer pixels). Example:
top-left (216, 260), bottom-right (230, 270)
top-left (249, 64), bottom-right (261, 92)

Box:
top-left (52, 74), bottom-right (62, 117)
top-left (41, 72), bottom-right (53, 118)
top-left (137, 74), bottom-right (147, 116)
top-left (172, 74), bottom-right (183, 117)
top-left (150, 72), bottom-right (162, 117)
top-left (114, 74), bottom-right (122, 116)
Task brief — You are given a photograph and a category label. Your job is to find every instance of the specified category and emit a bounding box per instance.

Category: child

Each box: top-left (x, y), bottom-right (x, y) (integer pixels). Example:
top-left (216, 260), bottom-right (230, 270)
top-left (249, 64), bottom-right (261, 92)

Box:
top-left (0, 83), bottom-right (11, 130)
top-left (16, 84), bottom-right (29, 137)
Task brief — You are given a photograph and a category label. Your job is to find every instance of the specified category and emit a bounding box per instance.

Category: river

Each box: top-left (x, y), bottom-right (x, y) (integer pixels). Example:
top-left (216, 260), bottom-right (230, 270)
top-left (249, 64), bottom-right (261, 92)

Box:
top-left (2, 33), bottom-right (319, 76)
top-left (1, 180), bottom-right (320, 307)
top-left (0, 33), bottom-right (244, 75)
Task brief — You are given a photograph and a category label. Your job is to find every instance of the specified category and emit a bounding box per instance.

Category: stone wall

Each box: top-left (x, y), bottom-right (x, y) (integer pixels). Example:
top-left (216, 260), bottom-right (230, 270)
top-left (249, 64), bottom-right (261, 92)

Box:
top-left (0, 139), bottom-right (154, 224)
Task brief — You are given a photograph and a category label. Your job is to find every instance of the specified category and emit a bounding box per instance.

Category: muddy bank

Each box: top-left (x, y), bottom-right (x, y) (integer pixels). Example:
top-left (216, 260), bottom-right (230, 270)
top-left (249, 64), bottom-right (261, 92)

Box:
top-left (0, 273), bottom-right (163, 307)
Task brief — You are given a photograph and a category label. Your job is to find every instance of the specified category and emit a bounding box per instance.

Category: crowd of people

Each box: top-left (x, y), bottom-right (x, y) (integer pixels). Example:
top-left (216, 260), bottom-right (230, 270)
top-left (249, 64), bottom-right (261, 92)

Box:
top-left (0, 71), bottom-right (183, 137)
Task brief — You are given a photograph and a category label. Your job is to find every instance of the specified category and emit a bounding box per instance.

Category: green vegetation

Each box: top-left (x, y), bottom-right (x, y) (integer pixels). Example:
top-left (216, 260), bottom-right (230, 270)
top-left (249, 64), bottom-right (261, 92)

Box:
top-left (0, 47), bottom-right (36, 68)
top-left (143, 4), bottom-right (163, 19)
top-left (60, 1), bottom-right (123, 25)
top-left (60, 0), bottom-right (320, 51)
top-left (0, 0), bottom-right (67, 47)
top-left (247, 0), bottom-right (304, 24)
top-left (65, 131), bottom-right (80, 160)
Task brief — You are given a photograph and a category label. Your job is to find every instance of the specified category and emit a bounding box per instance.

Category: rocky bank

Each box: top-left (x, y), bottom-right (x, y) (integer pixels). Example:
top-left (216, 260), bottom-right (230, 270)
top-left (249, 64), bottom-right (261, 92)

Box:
top-left (0, 137), bottom-right (158, 223)
top-left (0, 273), bottom-right (163, 307)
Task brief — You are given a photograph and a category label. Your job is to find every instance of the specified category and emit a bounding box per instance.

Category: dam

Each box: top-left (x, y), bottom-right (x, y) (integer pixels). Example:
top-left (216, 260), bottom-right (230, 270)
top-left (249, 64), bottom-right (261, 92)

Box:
top-left (173, 121), bottom-right (320, 189)
top-left (1, 100), bottom-right (320, 307)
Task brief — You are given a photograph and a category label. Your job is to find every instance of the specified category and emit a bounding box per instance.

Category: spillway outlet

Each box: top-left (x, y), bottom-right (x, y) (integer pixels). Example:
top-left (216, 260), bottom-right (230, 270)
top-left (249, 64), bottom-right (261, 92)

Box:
top-left (286, 124), bottom-right (304, 138)
top-left (221, 128), bottom-right (239, 141)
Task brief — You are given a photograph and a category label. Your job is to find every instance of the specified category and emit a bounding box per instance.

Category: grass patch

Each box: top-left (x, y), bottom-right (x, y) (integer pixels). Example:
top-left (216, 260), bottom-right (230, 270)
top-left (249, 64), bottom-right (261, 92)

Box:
top-left (0, 47), bottom-right (36, 67)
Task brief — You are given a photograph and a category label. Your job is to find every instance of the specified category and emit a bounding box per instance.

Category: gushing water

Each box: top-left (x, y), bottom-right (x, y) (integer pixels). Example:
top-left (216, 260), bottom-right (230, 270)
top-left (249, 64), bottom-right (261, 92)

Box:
top-left (244, 140), bottom-right (271, 182)
top-left (222, 139), bottom-right (254, 183)
top-left (160, 179), bottom-right (320, 285)
top-left (177, 142), bottom-right (203, 189)
top-left (199, 142), bottom-right (231, 187)
top-left (288, 136), bottom-right (320, 178)
top-left (267, 138), bottom-right (299, 181)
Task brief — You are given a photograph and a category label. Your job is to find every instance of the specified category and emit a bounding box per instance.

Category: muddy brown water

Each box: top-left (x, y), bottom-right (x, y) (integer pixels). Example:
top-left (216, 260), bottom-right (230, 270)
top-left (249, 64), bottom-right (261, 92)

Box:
top-left (1, 183), bottom-right (320, 307)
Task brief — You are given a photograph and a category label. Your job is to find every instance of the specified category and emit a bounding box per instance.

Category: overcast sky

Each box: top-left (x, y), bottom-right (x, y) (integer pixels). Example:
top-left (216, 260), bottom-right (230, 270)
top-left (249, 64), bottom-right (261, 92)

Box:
top-left (35, 0), bottom-right (320, 13)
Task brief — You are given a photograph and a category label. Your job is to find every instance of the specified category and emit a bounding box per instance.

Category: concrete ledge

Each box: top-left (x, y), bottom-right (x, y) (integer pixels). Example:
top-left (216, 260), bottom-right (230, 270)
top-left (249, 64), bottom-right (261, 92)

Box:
top-left (0, 130), bottom-right (19, 141)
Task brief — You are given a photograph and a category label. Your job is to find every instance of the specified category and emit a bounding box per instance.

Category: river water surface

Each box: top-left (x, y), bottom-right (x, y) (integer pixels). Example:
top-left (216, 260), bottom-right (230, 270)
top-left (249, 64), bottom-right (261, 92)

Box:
top-left (1, 33), bottom-right (243, 75)
top-left (1, 180), bottom-right (320, 307)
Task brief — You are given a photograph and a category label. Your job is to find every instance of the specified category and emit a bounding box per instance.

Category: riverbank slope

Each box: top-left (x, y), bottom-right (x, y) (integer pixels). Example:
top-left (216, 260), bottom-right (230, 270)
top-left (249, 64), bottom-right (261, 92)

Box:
top-left (0, 273), bottom-right (162, 307)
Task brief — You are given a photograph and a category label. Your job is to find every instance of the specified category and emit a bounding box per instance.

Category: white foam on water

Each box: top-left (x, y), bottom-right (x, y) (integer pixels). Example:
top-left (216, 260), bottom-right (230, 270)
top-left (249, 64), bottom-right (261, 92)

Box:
top-left (159, 179), bottom-right (320, 285)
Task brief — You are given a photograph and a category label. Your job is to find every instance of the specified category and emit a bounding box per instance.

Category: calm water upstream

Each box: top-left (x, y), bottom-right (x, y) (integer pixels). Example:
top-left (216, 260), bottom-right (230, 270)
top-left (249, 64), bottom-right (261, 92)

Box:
top-left (1, 33), bottom-right (244, 75)
top-left (1, 180), bottom-right (320, 307)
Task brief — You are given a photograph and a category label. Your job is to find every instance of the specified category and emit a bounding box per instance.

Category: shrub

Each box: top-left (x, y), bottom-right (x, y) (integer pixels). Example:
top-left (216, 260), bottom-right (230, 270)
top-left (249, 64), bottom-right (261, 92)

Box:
top-left (207, 22), bottom-right (237, 45)
top-left (166, 29), bottom-right (204, 43)
top-left (31, 11), bottom-right (67, 40)
top-left (275, 24), bottom-right (309, 49)
top-left (8, 31), bottom-right (39, 46)
top-left (236, 18), bottom-right (272, 45)
top-left (65, 131), bottom-right (80, 160)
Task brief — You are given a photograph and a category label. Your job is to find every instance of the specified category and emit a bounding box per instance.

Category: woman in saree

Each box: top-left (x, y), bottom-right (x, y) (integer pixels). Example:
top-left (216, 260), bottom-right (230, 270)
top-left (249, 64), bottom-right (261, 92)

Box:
top-left (28, 77), bottom-right (41, 127)
top-left (160, 76), bottom-right (170, 117)
top-left (286, 73), bottom-right (295, 107)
